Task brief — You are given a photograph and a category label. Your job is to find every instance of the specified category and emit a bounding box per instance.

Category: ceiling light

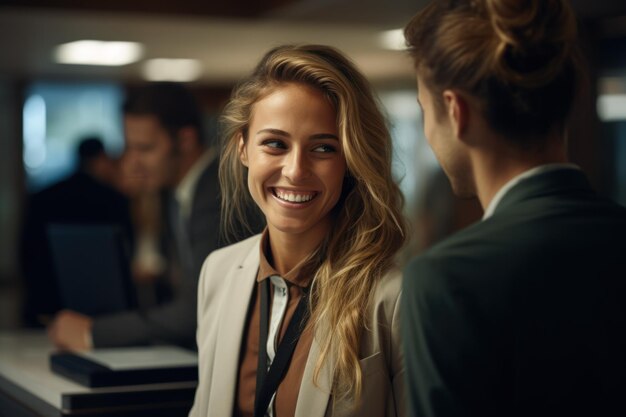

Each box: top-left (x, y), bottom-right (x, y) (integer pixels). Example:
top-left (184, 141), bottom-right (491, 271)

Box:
top-left (54, 40), bottom-right (144, 66)
top-left (379, 28), bottom-right (406, 51)
top-left (142, 59), bottom-right (202, 82)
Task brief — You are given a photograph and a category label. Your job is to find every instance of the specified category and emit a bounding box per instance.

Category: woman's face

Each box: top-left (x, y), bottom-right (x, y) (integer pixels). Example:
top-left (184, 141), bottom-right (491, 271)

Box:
top-left (239, 82), bottom-right (346, 241)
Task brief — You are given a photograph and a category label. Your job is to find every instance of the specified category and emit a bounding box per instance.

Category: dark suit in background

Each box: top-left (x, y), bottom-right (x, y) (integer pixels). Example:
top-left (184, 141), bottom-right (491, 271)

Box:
top-left (20, 170), bottom-right (131, 326)
top-left (402, 169), bottom-right (626, 417)
top-left (91, 159), bottom-right (221, 349)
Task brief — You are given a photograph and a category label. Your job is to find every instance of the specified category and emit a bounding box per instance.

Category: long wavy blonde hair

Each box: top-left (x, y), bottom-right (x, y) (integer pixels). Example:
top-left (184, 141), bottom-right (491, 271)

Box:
top-left (220, 44), bottom-right (406, 403)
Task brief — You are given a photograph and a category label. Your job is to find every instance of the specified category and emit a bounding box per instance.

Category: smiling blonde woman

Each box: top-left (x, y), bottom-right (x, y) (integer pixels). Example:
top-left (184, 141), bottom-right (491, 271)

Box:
top-left (189, 45), bottom-right (407, 417)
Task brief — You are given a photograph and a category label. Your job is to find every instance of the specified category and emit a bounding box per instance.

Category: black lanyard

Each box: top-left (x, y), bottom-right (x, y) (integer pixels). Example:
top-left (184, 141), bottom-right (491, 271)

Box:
top-left (254, 279), bottom-right (309, 417)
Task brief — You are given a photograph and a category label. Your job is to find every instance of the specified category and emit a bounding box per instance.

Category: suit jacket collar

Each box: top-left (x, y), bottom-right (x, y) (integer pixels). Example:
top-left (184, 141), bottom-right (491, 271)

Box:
top-left (207, 235), bottom-right (333, 417)
top-left (163, 155), bottom-right (217, 239)
top-left (188, 153), bottom-right (218, 225)
top-left (175, 149), bottom-right (216, 220)
top-left (209, 236), bottom-right (260, 416)
top-left (295, 322), bottom-right (333, 417)
top-left (493, 168), bottom-right (595, 217)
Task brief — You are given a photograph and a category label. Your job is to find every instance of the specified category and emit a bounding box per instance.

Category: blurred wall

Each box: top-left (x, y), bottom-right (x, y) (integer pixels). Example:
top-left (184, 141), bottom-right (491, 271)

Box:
top-left (0, 77), bottom-right (23, 329)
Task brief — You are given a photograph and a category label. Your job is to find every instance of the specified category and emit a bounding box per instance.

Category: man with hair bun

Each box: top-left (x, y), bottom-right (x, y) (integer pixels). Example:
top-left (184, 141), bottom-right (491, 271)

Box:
top-left (401, 1), bottom-right (626, 416)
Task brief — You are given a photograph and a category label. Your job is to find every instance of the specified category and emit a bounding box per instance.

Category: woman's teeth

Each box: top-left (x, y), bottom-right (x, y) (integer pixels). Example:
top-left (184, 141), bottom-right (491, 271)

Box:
top-left (274, 189), bottom-right (315, 203)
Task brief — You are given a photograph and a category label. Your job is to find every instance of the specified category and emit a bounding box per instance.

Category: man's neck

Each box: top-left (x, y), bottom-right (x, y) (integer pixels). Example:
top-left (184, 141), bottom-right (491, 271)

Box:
top-left (472, 140), bottom-right (568, 210)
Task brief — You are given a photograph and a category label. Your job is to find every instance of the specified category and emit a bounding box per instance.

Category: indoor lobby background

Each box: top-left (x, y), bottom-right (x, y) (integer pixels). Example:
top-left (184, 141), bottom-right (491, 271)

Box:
top-left (1, 0), bottom-right (625, 330)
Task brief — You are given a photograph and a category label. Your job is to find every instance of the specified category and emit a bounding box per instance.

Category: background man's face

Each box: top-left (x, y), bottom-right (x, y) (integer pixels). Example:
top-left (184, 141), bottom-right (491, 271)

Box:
top-left (123, 114), bottom-right (177, 191)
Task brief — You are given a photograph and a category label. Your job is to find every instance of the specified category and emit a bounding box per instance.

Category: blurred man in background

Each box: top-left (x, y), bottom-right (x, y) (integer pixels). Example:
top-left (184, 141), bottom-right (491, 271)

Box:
top-left (48, 82), bottom-right (248, 350)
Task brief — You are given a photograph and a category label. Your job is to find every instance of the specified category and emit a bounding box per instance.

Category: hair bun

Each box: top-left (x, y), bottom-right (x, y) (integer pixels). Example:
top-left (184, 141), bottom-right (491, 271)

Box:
top-left (485, 0), bottom-right (577, 87)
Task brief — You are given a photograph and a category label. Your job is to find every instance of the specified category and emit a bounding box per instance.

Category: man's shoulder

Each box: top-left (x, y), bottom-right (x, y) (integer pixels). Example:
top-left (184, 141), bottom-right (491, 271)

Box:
top-left (403, 212), bottom-right (543, 294)
top-left (404, 195), bottom-right (626, 293)
top-left (188, 156), bottom-right (220, 212)
top-left (194, 156), bottom-right (219, 192)
top-left (411, 219), bottom-right (494, 264)
top-left (403, 249), bottom-right (451, 296)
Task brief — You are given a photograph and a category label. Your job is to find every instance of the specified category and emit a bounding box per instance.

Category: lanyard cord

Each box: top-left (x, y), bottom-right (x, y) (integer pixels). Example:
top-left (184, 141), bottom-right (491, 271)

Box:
top-left (254, 279), bottom-right (309, 417)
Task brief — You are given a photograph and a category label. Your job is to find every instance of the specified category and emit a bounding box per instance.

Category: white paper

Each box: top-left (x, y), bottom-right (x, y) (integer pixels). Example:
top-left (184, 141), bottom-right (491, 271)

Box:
top-left (79, 346), bottom-right (198, 371)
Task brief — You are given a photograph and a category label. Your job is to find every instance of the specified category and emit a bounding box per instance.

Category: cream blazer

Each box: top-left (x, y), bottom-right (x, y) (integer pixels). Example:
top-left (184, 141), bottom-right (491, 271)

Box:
top-left (189, 234), bottom-right (405, 417)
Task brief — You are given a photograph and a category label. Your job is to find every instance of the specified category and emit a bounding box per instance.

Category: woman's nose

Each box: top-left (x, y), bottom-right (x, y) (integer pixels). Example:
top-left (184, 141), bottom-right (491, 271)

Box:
top-left (283, 149), bottom-right (311, 183)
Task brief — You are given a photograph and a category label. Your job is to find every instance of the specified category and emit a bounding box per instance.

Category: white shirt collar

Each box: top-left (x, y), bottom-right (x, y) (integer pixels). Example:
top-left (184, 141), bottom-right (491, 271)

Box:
top-left (174, 148), bottom-right (216, 221)
top-left (482, 163), bottom-right (580, 220)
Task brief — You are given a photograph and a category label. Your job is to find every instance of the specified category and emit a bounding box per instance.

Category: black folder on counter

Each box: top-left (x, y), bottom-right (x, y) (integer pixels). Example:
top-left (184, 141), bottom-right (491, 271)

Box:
top-left (50, 346), bottom-right (198, 388)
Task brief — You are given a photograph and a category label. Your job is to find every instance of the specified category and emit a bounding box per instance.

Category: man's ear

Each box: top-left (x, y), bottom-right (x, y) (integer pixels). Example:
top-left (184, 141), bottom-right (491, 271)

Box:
top-left (238, 133), bottom-right (249, 167)
top-left (442, 90), bottom-right (469, 141)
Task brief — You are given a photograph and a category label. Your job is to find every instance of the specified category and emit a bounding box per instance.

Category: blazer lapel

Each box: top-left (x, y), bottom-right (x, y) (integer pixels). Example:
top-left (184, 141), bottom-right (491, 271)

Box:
top-left (207, 239), bottom-right (260, 416)
top-left (295, 324), bottom-right (333, 417)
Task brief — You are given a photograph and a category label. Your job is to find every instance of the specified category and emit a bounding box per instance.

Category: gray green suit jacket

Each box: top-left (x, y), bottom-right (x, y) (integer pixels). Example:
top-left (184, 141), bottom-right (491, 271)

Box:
top-left (402, 169), bottom-right (626, 417)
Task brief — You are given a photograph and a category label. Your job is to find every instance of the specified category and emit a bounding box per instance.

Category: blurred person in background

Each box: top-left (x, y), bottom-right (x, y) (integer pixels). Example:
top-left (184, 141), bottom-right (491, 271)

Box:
top-left (401, 0), bottom-right (626, 416)
top-left (116, 134), bottom-right (169, 309)
top-left (48, 82), bottom-right (259, 350)
top-left (20, 136), bottom-right (131, 327)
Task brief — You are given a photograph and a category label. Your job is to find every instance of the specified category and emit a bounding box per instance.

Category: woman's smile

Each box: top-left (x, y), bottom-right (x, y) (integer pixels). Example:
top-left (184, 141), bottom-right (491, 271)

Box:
top-left (271, 187), bottom-right (318, 205)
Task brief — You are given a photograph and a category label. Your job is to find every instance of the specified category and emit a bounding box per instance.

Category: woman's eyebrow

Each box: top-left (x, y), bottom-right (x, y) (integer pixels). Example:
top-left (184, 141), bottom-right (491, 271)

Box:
top-left (256, 129), bottom-right (339, 141)
top-left (256, 128), bottom-right (289, 137)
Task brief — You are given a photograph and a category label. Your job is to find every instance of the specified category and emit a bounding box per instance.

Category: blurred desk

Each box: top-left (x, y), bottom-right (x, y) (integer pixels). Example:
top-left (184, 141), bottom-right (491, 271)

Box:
top-left (0, 331), bottom-right (196, 416)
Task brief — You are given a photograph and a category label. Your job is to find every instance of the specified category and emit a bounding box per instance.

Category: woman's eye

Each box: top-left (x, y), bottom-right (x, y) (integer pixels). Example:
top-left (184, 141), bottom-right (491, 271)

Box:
top-left (262, 140), bottom-right (287, 149)
top-left (312, 144), bottom-right (337, 153)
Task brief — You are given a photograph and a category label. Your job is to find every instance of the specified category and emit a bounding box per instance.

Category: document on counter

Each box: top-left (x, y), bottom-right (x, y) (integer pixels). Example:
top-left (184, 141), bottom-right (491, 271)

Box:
top-left (50, 346), bottom-right (199, 387)
top-left (79, 346), bottom-right (198, 370)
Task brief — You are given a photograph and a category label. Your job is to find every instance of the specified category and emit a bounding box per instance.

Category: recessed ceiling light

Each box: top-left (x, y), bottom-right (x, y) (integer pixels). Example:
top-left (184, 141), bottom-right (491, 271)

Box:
top-left (142, 59), bottom-right (202, 82)
top-left (379, 28), bottom-right (405, 51)
top-left (54, 40), bottom-right (144, 66)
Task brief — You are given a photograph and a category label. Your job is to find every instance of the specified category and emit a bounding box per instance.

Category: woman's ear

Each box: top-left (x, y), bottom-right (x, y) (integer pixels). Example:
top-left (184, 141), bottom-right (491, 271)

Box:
top-left (238, 133), bottom-right (249, 167)
top-left (442, 90), bottom-right (469, 142)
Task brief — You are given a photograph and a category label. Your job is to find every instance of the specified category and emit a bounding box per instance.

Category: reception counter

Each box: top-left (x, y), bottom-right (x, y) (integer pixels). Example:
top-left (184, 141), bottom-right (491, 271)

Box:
top-left (0, 331), bottom-right (197, 416)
